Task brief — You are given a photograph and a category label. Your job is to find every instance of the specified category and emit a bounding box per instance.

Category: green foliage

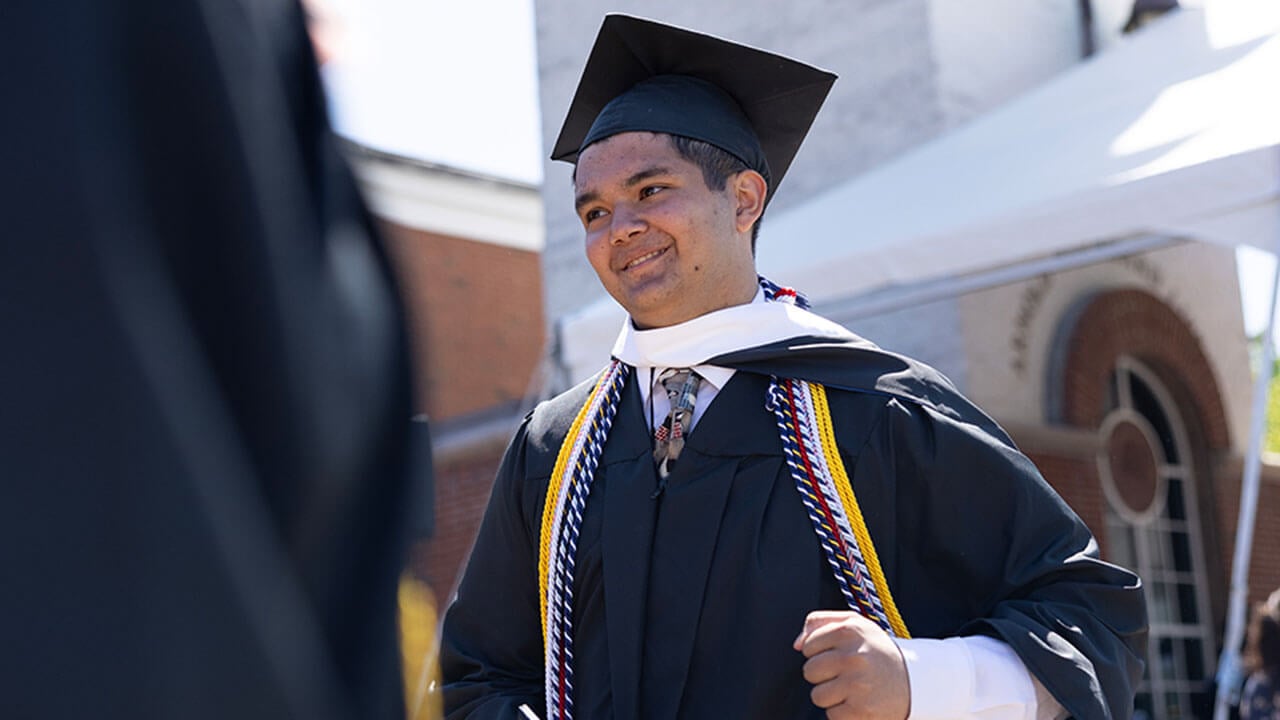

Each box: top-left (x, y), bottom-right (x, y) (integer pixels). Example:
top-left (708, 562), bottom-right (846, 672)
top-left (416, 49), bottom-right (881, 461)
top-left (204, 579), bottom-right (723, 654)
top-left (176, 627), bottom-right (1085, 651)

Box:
top-left (1268, 371), bottom-right (1280, 454)
top-left (1245, 334), bottom-right (1280, 454)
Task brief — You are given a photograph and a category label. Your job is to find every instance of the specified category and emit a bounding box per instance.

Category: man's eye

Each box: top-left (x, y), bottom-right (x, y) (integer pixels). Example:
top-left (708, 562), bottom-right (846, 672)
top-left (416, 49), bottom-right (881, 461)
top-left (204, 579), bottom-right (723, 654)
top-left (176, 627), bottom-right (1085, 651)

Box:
top-left (583, 208), bottom-right (607, 223)
top-left (640, 185), bottom-right (665, 198)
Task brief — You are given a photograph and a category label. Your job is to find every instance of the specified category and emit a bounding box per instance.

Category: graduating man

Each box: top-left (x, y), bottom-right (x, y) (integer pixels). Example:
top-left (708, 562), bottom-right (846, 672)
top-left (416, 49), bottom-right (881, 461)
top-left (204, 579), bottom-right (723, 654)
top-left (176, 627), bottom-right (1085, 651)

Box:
top-left (442, 15), bottom-right (1146, 720)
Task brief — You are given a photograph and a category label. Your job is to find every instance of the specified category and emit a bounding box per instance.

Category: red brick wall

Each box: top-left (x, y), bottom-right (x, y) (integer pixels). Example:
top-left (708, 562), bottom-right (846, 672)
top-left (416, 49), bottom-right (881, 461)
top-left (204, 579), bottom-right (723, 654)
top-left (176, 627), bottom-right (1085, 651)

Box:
top-left (379, 219), bottom-right (545, 422)
top-left (1059, 289), bottom-right (1230, 449)
top-left (408, 441), bottom-right (509, 609)
top-left (1212, 460), bottom-right (1280, 608)
top-left (376, 218), bottom-right (545, 607)
top-left (1051, 287), bottom-right (1280, 627)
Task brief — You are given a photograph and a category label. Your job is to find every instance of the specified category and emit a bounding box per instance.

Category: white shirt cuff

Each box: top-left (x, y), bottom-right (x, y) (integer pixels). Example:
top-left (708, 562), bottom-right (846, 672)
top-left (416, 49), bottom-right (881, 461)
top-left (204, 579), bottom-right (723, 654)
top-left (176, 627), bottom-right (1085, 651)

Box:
top-left (898, 635), bottom-right (1064, 720)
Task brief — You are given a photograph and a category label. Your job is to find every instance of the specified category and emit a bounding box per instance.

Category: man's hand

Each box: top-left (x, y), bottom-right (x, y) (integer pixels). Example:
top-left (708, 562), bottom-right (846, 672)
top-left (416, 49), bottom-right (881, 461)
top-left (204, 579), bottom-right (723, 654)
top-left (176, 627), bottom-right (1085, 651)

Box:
top-left (793, 610), bottom-right (911, 720)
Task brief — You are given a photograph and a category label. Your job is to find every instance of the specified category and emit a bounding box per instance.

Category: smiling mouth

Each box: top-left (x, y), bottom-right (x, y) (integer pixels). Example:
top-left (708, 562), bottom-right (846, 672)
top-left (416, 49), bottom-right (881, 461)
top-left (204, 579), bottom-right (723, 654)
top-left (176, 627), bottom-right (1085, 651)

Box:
top-left (622, 247), bottom-right (668, 271)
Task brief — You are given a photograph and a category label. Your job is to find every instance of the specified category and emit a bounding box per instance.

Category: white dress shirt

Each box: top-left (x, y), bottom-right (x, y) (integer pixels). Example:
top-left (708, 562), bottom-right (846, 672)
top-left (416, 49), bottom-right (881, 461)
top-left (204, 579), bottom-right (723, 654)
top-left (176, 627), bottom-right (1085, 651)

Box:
top-left (613, 293), bottom-right (1068, 720)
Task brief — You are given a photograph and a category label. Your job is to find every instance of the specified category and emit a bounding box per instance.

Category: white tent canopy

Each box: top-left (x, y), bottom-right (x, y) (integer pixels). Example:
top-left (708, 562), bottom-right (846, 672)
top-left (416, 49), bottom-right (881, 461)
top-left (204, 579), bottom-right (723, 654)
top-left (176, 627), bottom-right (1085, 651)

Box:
top-left (756, 3), bottom-right (1280, 304)
top-left (558, 3), bottom-right (1280, 382)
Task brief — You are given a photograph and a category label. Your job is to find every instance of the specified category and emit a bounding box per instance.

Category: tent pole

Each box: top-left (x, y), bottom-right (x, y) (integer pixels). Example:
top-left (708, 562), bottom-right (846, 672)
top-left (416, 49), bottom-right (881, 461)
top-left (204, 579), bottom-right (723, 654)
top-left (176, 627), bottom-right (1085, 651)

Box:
top-left (1213, 256), bottom-right (1280, 720)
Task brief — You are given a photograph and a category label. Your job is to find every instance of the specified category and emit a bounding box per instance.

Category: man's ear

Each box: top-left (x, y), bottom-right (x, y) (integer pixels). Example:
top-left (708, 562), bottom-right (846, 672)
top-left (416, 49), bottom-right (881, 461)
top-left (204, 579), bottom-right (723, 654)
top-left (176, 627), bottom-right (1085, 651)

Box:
top-left (731, 170), bottom-right (767, 234)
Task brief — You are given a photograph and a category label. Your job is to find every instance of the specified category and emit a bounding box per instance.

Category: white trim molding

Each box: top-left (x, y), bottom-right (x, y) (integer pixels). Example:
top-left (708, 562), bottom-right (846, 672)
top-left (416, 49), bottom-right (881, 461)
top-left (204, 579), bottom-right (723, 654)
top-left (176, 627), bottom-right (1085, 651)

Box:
top-left (345, 144), bottom-right (545, 252)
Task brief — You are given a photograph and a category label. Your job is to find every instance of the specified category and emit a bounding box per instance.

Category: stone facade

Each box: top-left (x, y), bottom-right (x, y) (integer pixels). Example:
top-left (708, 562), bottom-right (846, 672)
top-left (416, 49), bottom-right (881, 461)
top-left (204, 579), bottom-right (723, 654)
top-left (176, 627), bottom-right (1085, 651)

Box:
top-left (958, 241), bottom-right (1253, 452)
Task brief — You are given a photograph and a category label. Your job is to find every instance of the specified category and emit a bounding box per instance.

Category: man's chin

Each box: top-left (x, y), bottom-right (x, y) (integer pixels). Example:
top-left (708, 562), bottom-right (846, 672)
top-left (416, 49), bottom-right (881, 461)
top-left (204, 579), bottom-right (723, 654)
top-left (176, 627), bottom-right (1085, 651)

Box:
top-left (613, 285), bottom-right (679, 327)
top-left (627, 306), bottom-right (697, 330)
top-left (623, 303), bottom-right (675, 330)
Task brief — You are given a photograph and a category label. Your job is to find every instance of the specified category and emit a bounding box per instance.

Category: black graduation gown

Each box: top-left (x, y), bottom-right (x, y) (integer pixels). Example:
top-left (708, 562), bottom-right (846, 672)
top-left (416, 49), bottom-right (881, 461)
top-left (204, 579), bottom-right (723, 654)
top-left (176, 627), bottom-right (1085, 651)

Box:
top-left (1, 2), bottom-right (416, 719)
top-left (442, 343), bottom-right (1147, 720)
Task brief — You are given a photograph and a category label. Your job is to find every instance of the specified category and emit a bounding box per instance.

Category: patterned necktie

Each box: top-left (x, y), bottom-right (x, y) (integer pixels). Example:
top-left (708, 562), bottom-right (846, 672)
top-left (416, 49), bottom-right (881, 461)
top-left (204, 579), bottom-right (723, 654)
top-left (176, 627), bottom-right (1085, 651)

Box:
top-left (653, 368), bottom-right (701, 479)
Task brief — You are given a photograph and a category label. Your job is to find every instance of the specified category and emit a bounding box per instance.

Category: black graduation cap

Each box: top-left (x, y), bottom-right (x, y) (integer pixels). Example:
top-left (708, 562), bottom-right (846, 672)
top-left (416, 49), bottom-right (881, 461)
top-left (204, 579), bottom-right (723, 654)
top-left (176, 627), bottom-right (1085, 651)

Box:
top-left (551, 14), bottom-right (836, 197)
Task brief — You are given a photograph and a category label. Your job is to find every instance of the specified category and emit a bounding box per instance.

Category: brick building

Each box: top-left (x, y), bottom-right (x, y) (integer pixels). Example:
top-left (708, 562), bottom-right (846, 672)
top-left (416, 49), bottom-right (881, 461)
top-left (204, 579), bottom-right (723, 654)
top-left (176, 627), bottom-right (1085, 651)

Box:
top-left (957, 247), bottom-right (1264, 719)
top-left (346, 145), bottom-right (547, 608)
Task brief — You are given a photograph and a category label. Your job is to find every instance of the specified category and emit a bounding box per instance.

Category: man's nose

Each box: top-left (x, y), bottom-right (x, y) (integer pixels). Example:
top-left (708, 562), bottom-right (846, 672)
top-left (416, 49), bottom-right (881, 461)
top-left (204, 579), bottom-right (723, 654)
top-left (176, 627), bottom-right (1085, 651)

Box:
top-left (610, 203), bottom-right (646, 244)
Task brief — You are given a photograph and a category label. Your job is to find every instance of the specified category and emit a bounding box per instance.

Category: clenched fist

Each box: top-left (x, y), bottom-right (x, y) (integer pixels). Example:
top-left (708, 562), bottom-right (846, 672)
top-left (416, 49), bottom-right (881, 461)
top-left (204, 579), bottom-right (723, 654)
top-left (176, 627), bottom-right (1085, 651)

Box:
top-left (793, 610), bottom-right (911, 720)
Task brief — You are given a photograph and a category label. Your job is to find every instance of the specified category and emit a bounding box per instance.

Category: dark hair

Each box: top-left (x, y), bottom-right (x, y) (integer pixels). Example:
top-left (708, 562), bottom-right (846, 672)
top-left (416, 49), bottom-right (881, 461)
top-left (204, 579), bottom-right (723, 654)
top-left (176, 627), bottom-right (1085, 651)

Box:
top-left (1245, 593), bottom-right (1280, 677)
top-left (667, 135), bottom-right (769, 251)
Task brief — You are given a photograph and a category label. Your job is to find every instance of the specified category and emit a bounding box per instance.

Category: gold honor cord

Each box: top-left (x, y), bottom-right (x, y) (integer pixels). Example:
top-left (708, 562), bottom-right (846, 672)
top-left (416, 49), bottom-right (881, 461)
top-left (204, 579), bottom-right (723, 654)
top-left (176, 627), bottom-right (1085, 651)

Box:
top-left (539, 370), bottom-right (609, 645)
top-left (810, 382), bottom-right (910, 638)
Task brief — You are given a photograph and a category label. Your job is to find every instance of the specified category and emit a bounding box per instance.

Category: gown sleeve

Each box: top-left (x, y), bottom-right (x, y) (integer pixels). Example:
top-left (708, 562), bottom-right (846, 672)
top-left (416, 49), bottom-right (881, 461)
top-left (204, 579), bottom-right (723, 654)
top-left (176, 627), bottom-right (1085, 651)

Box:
top-left (853, 397), bottom-right (1147, 720)
top-left (441, 418), bottom-right (548, 719)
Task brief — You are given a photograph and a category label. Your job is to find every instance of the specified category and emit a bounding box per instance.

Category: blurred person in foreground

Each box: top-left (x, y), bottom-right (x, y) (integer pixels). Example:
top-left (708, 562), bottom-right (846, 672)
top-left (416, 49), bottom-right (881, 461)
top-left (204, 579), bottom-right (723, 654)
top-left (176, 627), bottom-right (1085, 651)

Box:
top-left (0, 0), bottom-right (427, 718)
top-left (441, 15), bottom-right (1147, 720)
top-left (1242, 590), bottom-right (1280, 720)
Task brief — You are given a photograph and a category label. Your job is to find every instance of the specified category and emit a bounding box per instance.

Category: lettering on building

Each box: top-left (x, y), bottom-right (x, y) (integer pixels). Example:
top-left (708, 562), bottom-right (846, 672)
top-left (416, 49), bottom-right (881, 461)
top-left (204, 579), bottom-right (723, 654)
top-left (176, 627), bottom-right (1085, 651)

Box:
top-left (1010, 274), bottom-right (1052, 377)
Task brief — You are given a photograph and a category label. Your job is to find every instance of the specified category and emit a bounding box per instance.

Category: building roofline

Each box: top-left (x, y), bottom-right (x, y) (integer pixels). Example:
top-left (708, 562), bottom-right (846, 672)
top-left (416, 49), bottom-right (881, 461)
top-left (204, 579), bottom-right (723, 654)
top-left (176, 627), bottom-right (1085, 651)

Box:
top-left (338, 136), bottom-right (542, 192)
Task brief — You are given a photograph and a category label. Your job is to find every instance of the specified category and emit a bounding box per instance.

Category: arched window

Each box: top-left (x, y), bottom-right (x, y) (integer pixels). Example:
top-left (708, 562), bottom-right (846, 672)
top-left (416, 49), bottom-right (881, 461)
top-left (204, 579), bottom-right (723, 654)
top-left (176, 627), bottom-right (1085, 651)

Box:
top-left (1099, 356), bottom-right (1215, 720)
